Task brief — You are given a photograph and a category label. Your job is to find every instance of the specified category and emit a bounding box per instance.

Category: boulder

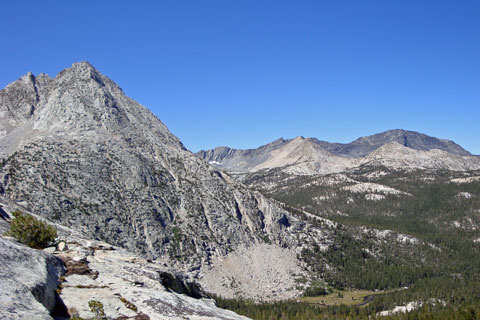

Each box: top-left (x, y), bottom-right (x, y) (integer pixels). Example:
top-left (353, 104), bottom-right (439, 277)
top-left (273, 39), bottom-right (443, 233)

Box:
top-left (57, 241), bottom-right (68, 252)
top-left (159, 270), bottom-right (205, 299)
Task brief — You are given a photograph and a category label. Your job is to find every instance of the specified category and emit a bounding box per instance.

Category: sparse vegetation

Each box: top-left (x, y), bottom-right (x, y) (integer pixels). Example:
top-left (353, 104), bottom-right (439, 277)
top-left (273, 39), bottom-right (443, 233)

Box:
top-left (303, 283), bottom-right (330, 297)
top-left (88, 300), bottom-right (106, 320)
top-left (300, 289), bottom-right (376, 306)
top-left (172, 225), bottom-right (182, 241)
top-left (74, 284), bottom-right (108, 289)
top-left (119, 295), bottom-right (138, 312)
top-left (262, 235), bottom-right (271, 244)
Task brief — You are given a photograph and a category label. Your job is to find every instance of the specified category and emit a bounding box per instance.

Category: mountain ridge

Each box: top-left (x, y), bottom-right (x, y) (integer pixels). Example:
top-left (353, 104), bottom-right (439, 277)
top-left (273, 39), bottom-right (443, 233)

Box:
top-left (196, 130), bottom-right (478, 175)
top-left (314, 129), bottom-right (471, 157)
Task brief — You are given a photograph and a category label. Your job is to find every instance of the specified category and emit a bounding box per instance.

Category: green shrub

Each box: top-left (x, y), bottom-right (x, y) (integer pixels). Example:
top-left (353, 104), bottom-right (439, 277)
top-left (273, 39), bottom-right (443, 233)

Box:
top-left (7, 210), bottom-right (57, 249)
top-left (88, 300), bottom-right (106, 320)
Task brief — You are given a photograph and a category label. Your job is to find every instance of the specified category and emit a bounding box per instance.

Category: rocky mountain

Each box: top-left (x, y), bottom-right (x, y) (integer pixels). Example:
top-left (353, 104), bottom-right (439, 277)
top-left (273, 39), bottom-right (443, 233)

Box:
top-left (313, 129), bottom-right (472, 158)
top-left (0, 62), bottom-right (328, 301)
top-left (196, 131), bottom-right (479, 175)
top-left (197, 137), bottom-right (356, 175)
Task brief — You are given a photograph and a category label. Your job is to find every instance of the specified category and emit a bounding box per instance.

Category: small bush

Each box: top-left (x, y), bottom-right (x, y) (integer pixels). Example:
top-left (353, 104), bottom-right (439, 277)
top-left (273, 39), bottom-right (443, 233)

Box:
top-left (7, 210), bottom-right (57, 249)
top-left (88, 300), bottom-right (106, 320)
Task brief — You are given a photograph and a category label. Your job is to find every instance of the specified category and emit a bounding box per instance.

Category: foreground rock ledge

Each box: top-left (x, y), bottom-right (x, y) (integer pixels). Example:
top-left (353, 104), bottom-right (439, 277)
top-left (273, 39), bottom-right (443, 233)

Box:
top-left (0, 237), bottom-right (66, 320)
top-left (56, 236), bottom-right (249, 319)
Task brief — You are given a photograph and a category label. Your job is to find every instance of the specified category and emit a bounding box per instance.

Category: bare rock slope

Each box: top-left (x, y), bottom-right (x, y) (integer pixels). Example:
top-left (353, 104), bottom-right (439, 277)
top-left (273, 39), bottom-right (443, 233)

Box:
top-left (54, 230), bottom-right (249, 320)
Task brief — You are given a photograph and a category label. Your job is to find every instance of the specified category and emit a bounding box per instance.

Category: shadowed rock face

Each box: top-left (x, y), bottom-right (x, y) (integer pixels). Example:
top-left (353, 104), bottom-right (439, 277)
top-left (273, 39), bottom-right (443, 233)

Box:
top-left (0, 63), bottom-right (318, 296)
top-left (159, 270), bottom-right (205, 299)
top-left (0, 237), bottom-right (66, 320)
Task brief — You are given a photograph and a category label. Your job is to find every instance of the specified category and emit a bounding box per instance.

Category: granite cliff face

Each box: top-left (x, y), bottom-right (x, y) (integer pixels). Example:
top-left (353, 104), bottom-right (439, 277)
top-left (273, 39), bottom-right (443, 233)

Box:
top-left (0, 63), bottom-right (322, 300)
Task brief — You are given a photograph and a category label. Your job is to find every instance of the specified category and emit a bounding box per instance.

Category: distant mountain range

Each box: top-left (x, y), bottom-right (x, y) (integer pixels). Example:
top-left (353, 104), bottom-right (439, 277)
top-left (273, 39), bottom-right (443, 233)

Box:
top-left (312, 129), bottom-right (471, 157)
top-left (196, 130), bottom-right (479, 174)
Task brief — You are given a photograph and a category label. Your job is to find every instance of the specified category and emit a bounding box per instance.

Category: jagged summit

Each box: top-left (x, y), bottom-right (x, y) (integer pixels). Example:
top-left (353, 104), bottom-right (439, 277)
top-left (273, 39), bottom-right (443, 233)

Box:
top-left (7, 61), bottom-right (94, 91)
top-left (72, 60), bottom-right (95, 69)
top-left (1, 62), bottom-right (184, 153)
top-left (55, 61), bottom-right (115, 87)
top-left (61, 61), bottom-right (97, 74)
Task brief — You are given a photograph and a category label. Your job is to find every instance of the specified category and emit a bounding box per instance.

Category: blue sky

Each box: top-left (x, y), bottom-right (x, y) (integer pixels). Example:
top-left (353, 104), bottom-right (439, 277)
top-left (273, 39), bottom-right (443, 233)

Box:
top-left (1, 1), bottom-right (479, 154)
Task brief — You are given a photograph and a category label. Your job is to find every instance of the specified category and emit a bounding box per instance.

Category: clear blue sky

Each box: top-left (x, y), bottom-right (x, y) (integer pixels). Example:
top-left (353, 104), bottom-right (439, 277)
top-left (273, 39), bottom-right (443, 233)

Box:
top-left (1, 1), bottom-right (479, 154)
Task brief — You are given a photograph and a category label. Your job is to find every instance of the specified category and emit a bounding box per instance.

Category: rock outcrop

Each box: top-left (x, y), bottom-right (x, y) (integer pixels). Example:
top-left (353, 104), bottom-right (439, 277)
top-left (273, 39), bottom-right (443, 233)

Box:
top-left (55, 233), bottom-right (249, 320)
top-left (0, 237), bottom-right (66, 320)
